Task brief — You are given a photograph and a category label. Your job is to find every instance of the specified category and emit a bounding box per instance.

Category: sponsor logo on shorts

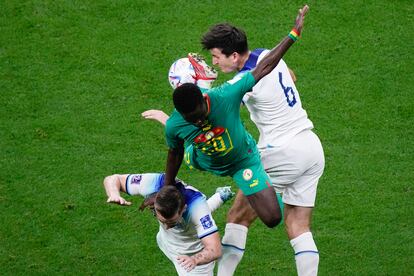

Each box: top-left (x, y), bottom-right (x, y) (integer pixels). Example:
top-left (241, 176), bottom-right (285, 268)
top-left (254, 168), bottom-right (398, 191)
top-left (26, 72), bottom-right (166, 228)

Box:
top-left (130, 175), bottom-right (142, 185)
top-left (243, 169), bottom-right (253, 181)
top-left (200, 215), bottom-right (213, 229)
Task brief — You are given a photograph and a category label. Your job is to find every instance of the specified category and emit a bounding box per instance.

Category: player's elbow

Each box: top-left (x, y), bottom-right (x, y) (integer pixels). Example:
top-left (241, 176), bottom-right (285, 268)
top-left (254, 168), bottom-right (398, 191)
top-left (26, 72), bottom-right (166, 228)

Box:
top-left (103, 174), bottom-right (115, 184)
top-left (103, 174), bottom-right (120, 189)
top-left (103, 175), bottom-right (112, 186)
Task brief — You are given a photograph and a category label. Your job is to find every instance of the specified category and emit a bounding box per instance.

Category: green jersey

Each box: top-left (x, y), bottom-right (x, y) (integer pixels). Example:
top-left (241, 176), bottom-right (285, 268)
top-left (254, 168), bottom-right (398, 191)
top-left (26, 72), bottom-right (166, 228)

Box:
top-left (165, 72), bottom-right (261, 176)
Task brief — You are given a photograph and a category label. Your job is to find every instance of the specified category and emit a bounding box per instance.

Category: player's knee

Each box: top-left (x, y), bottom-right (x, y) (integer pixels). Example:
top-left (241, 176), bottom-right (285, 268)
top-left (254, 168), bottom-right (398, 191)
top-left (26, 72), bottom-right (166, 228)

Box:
top-left (262, 213), bottom-right (282, 228)
top-left (260, 203), bottom-right (283, 228)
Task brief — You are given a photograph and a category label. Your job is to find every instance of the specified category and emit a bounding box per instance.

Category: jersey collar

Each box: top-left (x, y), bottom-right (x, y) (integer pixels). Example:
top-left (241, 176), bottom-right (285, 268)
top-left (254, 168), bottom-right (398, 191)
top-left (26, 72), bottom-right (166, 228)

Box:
top-left (239, 48), bottom-right (266, 73)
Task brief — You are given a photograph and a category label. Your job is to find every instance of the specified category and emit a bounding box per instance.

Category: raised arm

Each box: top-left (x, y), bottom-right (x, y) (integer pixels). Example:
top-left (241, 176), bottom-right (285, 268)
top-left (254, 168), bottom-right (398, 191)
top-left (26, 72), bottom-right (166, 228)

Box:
top-left (103, 174), bottom-right (132, 206)
top-left (252, 5), bottom-right (309, 82)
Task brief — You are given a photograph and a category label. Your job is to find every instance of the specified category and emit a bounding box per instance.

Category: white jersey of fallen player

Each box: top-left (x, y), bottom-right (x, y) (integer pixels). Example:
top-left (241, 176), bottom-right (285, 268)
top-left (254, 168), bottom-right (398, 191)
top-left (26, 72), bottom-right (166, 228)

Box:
top-left (125, 173), bottom-right (218, 257)
top-left (240, 49), bottom-right (314, 151)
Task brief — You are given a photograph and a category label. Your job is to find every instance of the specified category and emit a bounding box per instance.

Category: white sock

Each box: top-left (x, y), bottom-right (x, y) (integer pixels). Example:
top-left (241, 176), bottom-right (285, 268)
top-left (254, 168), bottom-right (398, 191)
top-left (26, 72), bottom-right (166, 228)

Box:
top-left (290, 232), bottom-right (319, 276)
top-left (217, 223), bottom-right (248, 276)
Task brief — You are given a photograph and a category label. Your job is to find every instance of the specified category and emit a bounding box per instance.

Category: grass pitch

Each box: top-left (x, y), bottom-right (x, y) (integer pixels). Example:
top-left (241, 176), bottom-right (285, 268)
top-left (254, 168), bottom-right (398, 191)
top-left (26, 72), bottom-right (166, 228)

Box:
top-left (1, 0), bottom-right (413, 275)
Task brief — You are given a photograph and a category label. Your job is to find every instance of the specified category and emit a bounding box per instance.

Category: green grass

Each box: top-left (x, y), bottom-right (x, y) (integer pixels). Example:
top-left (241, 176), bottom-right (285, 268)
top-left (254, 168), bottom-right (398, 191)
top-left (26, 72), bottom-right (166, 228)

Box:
top-left (1, 0), bottom-right (413, 275)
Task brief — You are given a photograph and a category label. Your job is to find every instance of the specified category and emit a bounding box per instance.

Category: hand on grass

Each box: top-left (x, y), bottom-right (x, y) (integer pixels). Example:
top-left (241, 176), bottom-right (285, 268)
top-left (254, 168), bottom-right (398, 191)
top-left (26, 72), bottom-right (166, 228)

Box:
top-left (107, 195), bottom-right (131, 206)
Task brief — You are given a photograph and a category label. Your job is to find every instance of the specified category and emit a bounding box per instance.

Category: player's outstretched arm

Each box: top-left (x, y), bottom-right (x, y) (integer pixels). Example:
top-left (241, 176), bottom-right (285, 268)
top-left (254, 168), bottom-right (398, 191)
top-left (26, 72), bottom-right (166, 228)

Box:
top-left (177, 232), bottom-right (222, 272)
top-left (252, 5), bottom-right (309, 82)
top-left (141, 109), bottom-right (169, 126)
top-left (103, 174), bottom-right (132, 206)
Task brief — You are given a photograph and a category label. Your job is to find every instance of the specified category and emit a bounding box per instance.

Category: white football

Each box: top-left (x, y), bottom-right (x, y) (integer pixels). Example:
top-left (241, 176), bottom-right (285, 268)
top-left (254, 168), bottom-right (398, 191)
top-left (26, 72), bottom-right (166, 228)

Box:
top-left (168, 58), bottom-right (196, 89)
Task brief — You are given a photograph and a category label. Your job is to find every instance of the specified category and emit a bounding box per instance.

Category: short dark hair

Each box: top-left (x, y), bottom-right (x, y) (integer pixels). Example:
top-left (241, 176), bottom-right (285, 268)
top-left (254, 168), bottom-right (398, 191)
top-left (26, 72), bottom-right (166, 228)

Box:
top-left (155, 185), bottom-right (185, 219)
top-left (201, 23), bottom-right (248, 56)
top-left (173, 83), bottom-right (203, 114)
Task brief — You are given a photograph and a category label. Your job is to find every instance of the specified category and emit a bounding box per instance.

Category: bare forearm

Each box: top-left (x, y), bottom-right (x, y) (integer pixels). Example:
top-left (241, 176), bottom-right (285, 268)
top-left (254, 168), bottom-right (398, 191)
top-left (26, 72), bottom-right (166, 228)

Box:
top-left (191, 246), bottom-right (221, 266)
top-left (252, 37), bottom-right (294, 82)
top-left (164, 147), bottom-right (184, 185)
top-left (252, 5), bottom-right (308, 83)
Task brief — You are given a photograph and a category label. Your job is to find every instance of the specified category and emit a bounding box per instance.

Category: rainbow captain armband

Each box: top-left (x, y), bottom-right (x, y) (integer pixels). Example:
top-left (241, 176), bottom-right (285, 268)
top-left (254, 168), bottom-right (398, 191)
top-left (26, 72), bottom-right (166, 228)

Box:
top-left (288, 28), bottom-right (300, 41)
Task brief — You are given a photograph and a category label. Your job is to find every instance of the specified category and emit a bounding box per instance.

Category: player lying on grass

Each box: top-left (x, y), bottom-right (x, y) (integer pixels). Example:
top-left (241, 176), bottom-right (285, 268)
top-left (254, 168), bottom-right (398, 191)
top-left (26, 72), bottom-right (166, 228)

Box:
top-left (103, 173), bottom-right (234, 275)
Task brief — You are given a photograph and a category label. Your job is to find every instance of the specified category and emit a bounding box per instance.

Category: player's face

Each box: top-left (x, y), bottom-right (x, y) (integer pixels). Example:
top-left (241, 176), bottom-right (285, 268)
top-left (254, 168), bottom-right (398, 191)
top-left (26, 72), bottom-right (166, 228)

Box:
top-left (181, 101), bottom-right (208, 128)
top-left (209, 48), bottom-right (238, 73)
top-left (155, 206), bottom-right (186, 230)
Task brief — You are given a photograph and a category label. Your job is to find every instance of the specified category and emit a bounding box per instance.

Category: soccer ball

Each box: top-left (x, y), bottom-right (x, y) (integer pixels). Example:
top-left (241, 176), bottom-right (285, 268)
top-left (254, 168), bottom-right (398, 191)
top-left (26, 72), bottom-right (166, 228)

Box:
top-left (168, 57), bottom-right (196, 89)
top-left (168, 53), bottom-right (218, 90)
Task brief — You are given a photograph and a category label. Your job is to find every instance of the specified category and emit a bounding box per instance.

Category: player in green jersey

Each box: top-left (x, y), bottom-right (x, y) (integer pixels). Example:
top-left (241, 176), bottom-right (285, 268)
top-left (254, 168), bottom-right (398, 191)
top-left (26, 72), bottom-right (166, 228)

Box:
top-left (164, 6), bottom-right (308, 228)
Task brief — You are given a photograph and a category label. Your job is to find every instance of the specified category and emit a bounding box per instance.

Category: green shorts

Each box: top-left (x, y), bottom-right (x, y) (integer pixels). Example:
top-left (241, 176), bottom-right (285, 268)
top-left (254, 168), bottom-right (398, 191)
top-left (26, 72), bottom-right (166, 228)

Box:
top-left (232, 161), bottom-right (272, 196)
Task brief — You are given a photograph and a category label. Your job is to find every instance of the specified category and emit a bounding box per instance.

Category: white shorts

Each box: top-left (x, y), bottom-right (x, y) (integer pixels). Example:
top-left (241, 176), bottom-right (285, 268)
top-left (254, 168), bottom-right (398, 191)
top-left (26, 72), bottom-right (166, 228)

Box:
top-left (260, 130), bottom-right (325, 207)
top-left (157, 232), bottom-right (215, 276)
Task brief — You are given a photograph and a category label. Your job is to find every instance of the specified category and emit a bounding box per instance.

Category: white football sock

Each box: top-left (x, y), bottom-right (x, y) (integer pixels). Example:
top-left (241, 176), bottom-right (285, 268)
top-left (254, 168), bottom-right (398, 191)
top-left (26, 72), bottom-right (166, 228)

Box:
top-left (290, 232), bottom-right (319, 276)
top-left (217, 223), bottom-right (248, 276)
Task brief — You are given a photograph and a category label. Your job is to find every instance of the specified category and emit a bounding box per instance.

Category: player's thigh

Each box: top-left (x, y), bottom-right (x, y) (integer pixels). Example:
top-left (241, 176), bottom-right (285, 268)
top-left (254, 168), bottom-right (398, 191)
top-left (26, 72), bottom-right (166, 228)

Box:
top-left (227, 190), bottom-right (257, 226)
top-left (232, 162), bottom-right (282, 227)
top-left (156, 232), bottom-right (175, 262)
top-left (246, 186), bottom-right (282, 228)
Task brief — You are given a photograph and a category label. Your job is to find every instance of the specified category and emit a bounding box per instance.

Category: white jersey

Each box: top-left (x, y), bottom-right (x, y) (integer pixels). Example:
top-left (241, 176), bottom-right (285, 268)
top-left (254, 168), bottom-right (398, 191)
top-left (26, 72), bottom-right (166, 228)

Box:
top-left (125, 173), bottom-right (218, 257)
top-left (240, 49), bottom-right (314, 150)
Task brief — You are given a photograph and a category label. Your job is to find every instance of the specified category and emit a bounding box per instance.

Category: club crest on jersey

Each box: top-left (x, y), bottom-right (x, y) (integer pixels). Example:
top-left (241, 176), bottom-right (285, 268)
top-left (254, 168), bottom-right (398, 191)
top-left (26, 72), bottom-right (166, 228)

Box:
top-left (200, 215), bottom-right (213, 229)
top-left (243, 169), bottom-right (253, 181)
top-left (130, 175), bottom-right (142, 185)
top-left (194, 127), bottom-right (225, 144)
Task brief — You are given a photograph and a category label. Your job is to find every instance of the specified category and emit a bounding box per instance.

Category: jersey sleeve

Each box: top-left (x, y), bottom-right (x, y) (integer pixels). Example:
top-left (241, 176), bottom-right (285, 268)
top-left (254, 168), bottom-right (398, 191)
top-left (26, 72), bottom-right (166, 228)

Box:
top-left (224, 71), bottom-right (256, 101)
top-left (125, 173), bottom-right (164, 197)
top-left (189, 197), bottom-right (218, 239)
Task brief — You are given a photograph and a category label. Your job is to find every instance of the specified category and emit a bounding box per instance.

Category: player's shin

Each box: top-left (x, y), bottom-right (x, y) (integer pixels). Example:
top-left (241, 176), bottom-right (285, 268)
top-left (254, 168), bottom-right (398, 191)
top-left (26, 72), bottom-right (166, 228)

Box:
top-left (290, 232), bottom-right (319, 276)
top-left (217, 223), bottom-right (248, 276)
